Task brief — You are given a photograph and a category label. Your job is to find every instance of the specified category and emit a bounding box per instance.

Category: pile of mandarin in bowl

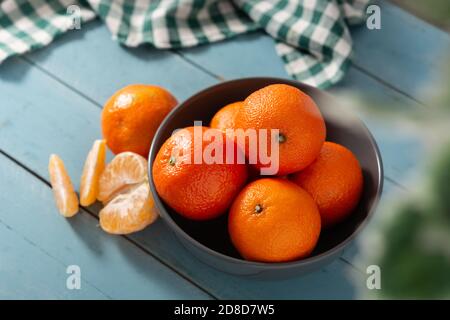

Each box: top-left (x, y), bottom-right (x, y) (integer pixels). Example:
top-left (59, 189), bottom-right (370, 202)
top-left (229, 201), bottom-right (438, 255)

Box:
top-left (152, 84), bottom-right (363, 263)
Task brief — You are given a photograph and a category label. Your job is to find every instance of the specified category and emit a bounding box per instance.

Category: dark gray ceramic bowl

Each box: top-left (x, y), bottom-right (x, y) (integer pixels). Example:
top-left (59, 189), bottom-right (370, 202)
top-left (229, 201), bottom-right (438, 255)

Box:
top-left (148, 78), bottom-right (383, 279)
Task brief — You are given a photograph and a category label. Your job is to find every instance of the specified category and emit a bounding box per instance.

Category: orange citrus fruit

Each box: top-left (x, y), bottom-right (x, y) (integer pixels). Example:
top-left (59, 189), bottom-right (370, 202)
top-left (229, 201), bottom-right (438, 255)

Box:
top-left (228, 178), bottom-right (321, 262)
top-left (48, 154), bottom-right (79, 217)
top-left (99, 181), bottom-right (157, 235)
top-left (79, 139), bottom-right (106, 206)
top-left (210, 101), bottom-right (243, 132)
top-left (98, 152), bottom-right (157, 234)
top-left (290, 142), bottom-right (363, 228)
top-left (98, 152), bottom-right (148, 203)
top-left (234, 84), bottom-right (326, 175)
top-left (101, 84), bottom-right (177, 157)
top-left (152, 126), bottom-right (248, 220)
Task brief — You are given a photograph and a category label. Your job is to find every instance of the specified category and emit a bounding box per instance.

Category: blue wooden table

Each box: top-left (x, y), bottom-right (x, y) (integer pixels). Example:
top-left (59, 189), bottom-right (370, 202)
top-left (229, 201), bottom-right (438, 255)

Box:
top-left (1, 1), bottom-right (449, 299)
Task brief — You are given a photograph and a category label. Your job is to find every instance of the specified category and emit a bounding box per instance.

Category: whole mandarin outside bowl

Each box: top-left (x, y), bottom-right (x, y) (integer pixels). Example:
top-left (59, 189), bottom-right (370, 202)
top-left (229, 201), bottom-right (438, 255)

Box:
top-left (148, 78), bottom-right (383, 279)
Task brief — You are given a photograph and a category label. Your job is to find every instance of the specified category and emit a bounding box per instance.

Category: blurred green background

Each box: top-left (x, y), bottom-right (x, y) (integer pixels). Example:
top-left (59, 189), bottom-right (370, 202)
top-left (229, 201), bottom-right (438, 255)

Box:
top-left (355, 1), bottom-right (450, 299)
top-left (392, 0), bottom-right (450, 31)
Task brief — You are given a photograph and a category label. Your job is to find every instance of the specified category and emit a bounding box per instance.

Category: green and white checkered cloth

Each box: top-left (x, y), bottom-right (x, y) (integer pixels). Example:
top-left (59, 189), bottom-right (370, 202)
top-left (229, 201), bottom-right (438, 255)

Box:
top-left (0, 0), bottom-right (369, 88)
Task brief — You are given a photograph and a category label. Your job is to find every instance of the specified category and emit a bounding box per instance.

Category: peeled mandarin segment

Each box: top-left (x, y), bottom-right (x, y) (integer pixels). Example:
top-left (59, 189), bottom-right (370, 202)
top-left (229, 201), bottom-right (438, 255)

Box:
top-left (99, 182), bottom-right (158, 235)
top-left (80, 139), bottom-right (106, 206)
top-left (48, 154), bottom-right (79, 217)
top-left (98, 152), bottom-right (148, 203)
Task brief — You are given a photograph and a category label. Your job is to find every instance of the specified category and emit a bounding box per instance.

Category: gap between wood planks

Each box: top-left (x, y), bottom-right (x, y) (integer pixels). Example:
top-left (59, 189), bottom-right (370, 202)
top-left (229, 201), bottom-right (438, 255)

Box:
top-left (0, 148), bottom-right (218, 300)
top-left (172, 49), bottom-right (425, 110)
top-left (0, 217), bottom-right (114, 299)
top-left (350, 63), bottom-right (425, 107)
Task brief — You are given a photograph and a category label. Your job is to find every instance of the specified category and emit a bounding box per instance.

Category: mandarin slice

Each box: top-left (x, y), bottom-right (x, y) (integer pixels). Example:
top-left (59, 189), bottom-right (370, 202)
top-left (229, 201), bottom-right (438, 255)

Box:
top-left (48, 154), bottom-right (79, 217)
top-left (99, 181), bottom-right (157, 234)
top-left (80, 139), bottom-right (106, 206)
top-left (98, 152), bottom-right (148, 203)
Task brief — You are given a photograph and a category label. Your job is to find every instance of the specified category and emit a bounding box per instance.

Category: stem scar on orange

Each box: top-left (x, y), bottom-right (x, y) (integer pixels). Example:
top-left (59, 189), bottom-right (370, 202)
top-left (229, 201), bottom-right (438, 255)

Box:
top-left (152, 126), bottom-right (248, 220)
top-left (101, 84), bottom-right (177, 158)
top-left (228, 178), bottom-right (321, 262)
top-left (234, 84), bottom-right (326, 175)
top-left (290, 142), bottom-right (364, 228)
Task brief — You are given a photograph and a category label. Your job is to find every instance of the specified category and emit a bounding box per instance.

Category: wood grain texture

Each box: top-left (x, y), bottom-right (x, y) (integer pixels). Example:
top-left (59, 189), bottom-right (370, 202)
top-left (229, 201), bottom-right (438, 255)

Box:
top-left (0, 219), bottom-right (107, 299)
top-left (21, 21), bottom-right (216, 105)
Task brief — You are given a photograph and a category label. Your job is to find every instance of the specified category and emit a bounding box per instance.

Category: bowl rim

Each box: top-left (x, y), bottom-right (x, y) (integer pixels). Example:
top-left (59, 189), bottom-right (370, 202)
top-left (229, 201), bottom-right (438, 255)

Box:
top-left (148, 77), bottom-right (384, 269)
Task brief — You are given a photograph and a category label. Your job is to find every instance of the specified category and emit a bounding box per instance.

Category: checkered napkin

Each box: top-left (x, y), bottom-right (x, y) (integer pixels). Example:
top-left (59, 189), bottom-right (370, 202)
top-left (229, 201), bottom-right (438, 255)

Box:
top-left (0, 0), bottom-right (369, 88)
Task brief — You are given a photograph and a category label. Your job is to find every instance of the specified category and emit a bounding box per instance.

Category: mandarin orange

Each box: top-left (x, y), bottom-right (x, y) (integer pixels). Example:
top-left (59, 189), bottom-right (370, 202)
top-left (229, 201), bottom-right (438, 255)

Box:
top-left (291, 142), bottom-right (363, 227)
top-left (228, 178), bottom-right (321, 262)
top-left (234, 84), bottom-right (326, 175)
top-left (210, 101), bottom-right (243, 132)
top-left (98, 152), bottom-right (158, 234)
top-left (101, 84), bottom-right (177, 157)
top-left (152, 126), bottom-right (248, 220)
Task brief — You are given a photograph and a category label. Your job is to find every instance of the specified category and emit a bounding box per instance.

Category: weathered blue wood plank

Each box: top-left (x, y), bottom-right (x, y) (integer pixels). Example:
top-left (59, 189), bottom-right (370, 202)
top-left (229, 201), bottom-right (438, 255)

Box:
top-left (22, 21), bottom-right (216, 104)
top-left (351, 0), bottom-right (450, 103)
top-left (0, 32), bottom-right (364, 300)
top-left (0, 218), bottom-right (107, 299)
top-left (0, 153), bottom-right (211, 299)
